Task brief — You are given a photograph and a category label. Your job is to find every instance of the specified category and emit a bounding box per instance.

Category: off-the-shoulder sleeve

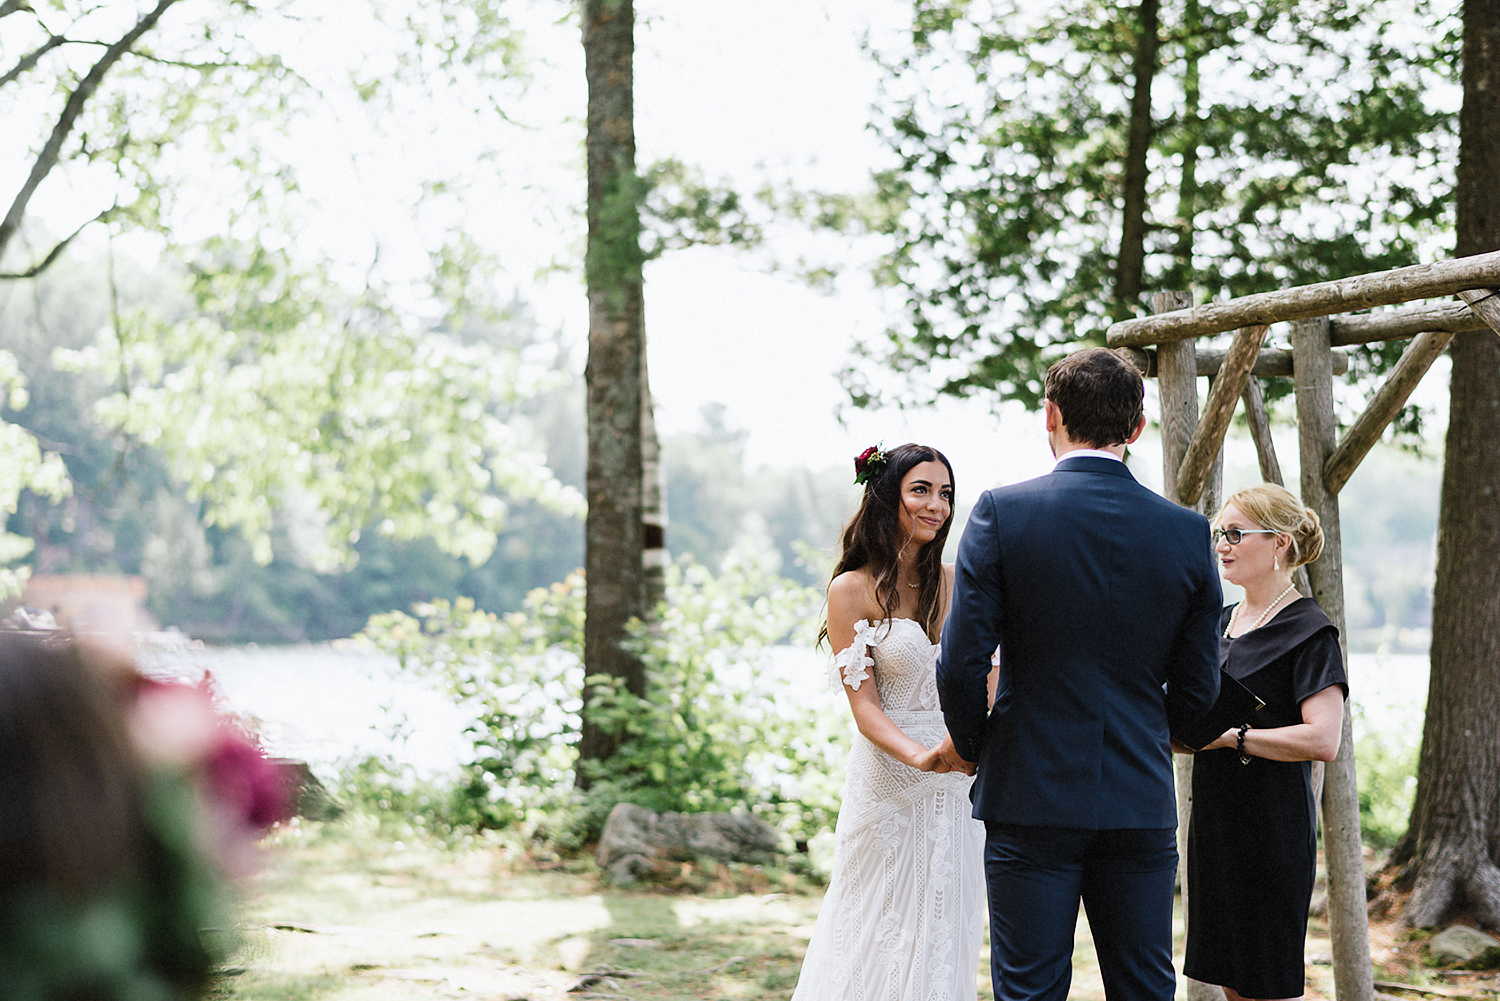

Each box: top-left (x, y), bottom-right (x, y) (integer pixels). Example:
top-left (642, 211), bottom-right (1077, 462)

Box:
top-left (829, 619), bottom-right (877, 690)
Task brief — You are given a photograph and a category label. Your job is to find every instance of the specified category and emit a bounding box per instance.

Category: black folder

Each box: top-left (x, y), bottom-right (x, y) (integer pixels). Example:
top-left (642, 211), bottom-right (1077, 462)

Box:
top-left (1172, 669), bottom-right (1267, 751)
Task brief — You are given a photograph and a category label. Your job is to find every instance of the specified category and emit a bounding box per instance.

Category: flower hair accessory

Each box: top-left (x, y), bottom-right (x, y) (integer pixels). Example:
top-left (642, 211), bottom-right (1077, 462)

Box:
top-left (853, 444), bottom-right (889, 486)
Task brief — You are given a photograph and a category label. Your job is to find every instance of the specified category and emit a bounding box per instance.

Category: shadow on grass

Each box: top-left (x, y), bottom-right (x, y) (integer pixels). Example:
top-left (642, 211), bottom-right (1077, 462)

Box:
top-left (547, 879), bottom-right (816, 1000)
top-left (210, 972), bottom-right (346, 1001)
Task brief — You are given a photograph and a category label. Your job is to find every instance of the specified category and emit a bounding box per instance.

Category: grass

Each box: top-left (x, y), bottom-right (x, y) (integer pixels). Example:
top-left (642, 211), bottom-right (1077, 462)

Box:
top-left (214, 819), bottom-right (1485, 1001)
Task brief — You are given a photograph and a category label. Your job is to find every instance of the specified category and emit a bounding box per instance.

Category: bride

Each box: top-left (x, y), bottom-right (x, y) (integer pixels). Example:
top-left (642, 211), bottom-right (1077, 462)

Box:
top-left (791, 442), bottom-right (993, 1001)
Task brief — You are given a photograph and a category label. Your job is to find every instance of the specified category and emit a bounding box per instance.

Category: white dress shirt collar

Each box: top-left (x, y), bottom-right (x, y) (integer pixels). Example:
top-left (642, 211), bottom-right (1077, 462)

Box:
top-left (1055, 448), bottom-right (1124, 467)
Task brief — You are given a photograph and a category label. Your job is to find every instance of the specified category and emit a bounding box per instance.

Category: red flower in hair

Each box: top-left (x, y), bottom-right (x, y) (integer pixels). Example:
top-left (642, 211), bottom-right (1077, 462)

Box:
top-left (853, 444), bottom-right (889, 485)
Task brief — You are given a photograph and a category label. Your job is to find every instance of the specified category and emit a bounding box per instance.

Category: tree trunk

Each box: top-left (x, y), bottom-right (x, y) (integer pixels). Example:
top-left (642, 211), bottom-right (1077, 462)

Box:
top-left (641, 360), bottom-right (667, 613)
top-left (1385, 0), bottom-right (1500, 927)
top-left (578, 0), bottom-right (648, 784)
top-left (1167, 0), bottom-right (1201, 293)
top-left (1113, 0), bottom-right (1160, 315)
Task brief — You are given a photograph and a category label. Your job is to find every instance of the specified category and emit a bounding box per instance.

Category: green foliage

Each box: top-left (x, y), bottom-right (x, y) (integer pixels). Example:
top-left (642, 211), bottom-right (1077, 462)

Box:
top-left (0, 351), bottom-right (72, 598)
top-left (641, 159), bottom-right (766, 259)
top-left (5, 0), bottom-right (571, 575)
top-left (53, 242), bottom-right (582, 569)
top-left (1355, 710), bottom-right (1419, 849)
top-left (854, 0), bottom-right (1459, 412)
top-left (579, 554), bottom-right (841, 843)
top-left (360, 557), bottom-right (847, 846)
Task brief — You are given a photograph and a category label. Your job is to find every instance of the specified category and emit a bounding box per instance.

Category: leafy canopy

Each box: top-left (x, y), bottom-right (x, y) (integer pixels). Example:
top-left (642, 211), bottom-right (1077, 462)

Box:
top-left (851, 0), bottom-right (1458, 411)
top-left (2, 0), bottom-right (577, 569)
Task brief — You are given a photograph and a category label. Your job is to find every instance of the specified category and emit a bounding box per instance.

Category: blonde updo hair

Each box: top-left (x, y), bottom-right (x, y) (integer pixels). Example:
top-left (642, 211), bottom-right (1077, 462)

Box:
top-left (1218, 484), bottom-right (1324, 568)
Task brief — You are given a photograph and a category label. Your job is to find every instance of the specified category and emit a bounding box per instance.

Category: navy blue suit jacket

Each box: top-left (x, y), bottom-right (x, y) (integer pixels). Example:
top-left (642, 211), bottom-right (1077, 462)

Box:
top-left (937, 455), bottom-right (1222, 830)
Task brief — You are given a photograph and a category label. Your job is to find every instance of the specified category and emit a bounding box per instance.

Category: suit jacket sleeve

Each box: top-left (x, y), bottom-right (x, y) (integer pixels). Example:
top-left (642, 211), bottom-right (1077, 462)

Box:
top-left (1164, 517), bottom-right (1223, 731)
top-left (937, 490), bottom-right (1003, 762)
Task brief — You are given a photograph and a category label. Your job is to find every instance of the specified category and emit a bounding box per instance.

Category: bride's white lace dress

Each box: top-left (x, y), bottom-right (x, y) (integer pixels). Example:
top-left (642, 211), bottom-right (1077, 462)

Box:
top-left (791, 617), bottom-right (987, 1001)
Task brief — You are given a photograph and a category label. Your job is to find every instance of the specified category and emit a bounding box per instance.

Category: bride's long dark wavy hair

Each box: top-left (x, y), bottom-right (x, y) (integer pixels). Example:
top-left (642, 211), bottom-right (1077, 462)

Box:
top-left (818, 443), bottom-right (955, 646)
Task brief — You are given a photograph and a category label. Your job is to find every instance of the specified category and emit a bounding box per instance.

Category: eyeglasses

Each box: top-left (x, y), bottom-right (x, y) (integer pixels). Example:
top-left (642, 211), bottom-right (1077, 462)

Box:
top-left (1213, 527), bottom-right (1278, 546)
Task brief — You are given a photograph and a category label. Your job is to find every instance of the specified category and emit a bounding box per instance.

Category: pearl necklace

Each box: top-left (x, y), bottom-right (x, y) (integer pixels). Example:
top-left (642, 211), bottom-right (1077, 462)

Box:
top-left (1226, 582), bottom-right (1296, 638)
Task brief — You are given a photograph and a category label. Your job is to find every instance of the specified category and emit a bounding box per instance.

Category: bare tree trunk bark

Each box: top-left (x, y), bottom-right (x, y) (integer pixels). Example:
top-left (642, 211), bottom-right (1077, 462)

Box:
top-left (1385, 0), bottom-right (1500, 929)
top-left (578, 0), bottom-right (648, 785)
top-left (1113, 0), bottom-right (1160, 315)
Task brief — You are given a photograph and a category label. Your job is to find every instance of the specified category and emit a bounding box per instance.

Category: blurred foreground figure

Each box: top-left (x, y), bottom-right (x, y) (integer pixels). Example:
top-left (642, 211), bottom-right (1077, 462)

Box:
top-left (0, 632), bottom-right (289, 1000)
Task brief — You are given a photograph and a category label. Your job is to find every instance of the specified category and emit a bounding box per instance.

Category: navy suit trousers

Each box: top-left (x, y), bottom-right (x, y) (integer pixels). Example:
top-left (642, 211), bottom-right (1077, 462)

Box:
top-left (984, 823), bottom-right (1178, 1001)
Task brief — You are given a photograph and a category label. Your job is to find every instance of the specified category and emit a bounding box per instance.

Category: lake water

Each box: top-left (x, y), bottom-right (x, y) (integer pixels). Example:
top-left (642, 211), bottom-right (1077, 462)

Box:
top-left (137, 643), bottom-right (1431, 781)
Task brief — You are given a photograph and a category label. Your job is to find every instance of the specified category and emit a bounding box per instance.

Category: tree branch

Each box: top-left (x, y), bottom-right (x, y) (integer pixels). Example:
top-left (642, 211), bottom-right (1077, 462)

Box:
top-left (0, 0), bottom-right (183, 269)
top-left (0, 34), bottom-right (67, 89)
top-left (0, 207), bottom-right (115, 280)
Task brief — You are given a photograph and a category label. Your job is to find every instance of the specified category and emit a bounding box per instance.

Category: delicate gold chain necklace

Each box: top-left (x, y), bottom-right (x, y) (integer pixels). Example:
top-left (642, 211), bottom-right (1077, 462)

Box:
top-left (1225, 582), bottom-right (1296, 638)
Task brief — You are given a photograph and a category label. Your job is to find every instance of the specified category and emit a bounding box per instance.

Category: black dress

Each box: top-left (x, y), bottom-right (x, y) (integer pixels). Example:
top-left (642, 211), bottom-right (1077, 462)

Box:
top-left (1183, 597), bottom-right (1348, 999)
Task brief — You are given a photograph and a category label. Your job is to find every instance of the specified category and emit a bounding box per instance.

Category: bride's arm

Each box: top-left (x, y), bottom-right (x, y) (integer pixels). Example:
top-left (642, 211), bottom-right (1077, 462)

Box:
top-left (829, 573), bottom-right (946, 772)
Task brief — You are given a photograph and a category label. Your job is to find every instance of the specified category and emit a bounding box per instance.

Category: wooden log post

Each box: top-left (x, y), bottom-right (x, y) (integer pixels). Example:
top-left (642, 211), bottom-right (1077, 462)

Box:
top-left (1324, 329), bottom-right (1457, 496)
top-left (1240, 379), bottom-right (1313, 598)
top-left (1157, 291), bottom-right (1199, 507)
top-left (1151, 292), bottom-right (1224, 1001)
top-left (1242, 377), bottom-right (1283, 486)
top-left (1457, 288), bottom-right (1500, 337)
top-left (1176, 325), bottom-right (1268, 507)
top-left (1291, 317), bottom-right (1372, 1001)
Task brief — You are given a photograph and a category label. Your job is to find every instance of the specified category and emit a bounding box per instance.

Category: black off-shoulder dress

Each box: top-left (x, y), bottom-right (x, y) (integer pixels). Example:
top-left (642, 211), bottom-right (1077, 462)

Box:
top-left (1184, 597), bottom-right (1349, 1000)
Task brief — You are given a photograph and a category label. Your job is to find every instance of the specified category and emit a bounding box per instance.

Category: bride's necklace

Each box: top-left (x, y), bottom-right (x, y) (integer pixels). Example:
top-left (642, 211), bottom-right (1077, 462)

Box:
top-left (1226, 582), bottom-right (1296, 638)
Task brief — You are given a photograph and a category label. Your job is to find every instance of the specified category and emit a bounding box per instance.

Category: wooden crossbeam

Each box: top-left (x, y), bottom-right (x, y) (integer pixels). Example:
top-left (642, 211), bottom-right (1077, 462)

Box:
top-left (1106, 250), bottom-right (1500, 347)
top-left (1176, 325), bottom-right (1268, 507)
top-left (1330, 300), bottom-right (1487, 345)
top-left (1121, 345), bottom-right (1349, 378)
top-left (1456, 288), bottom-right (1500, 337)
top-left (1323, 329), bottom-right (1457, 496)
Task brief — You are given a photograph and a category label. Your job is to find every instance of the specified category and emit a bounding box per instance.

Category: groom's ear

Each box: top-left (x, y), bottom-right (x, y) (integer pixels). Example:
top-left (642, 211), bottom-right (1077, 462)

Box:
top-left (1044, 399), bottom-right (1062, 434)
top-left (1125, 414), bottom-right (1146, 445)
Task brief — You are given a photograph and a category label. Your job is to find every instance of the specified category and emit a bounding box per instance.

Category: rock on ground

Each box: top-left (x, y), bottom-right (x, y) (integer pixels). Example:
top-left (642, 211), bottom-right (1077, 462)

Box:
top-left (596, 803), bottom-right (785, 883)
top-left (1428, 925), bottom-right (1500, 967)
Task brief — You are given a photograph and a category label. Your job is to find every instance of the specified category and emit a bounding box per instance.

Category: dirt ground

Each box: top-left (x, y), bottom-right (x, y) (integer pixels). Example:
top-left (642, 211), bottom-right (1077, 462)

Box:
top-left (213, 824), bottom-right (1500, 1001)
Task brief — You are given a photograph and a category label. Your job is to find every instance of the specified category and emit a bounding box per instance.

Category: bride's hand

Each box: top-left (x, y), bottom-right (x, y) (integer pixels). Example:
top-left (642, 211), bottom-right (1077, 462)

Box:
top-left (934, 732), bottom-right (977, 776)
top-left (913, 745), bottom-right (949, 772)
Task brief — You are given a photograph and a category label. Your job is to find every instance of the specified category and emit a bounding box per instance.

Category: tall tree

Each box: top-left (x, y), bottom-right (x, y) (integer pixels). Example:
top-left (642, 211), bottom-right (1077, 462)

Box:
top-left (578, 0), bottom-right (650, 781)
top-left (850, 0), bottom-right (1455, 411)
top-left (1382, 0), bottom-right (1500, 926)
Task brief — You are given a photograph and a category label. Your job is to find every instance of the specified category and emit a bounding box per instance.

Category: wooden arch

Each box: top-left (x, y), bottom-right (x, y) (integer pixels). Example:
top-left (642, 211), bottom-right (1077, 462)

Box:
top-left (1105, 250), bottom-right (1500, 1001)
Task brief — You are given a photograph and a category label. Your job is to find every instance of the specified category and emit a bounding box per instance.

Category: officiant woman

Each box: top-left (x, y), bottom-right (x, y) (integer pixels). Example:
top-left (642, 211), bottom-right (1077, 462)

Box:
top-left (1177, 483), bottom-right (1349, 1001)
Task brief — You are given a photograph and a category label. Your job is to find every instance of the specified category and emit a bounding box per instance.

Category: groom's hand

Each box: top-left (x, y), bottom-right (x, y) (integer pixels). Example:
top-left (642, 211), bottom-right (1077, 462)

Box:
top-left (935, 733), bottom-right (978, 776)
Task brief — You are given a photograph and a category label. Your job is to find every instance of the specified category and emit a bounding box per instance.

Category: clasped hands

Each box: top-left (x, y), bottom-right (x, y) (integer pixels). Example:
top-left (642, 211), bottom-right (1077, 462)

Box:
top-left (915, 733), bottom-right (977, 776)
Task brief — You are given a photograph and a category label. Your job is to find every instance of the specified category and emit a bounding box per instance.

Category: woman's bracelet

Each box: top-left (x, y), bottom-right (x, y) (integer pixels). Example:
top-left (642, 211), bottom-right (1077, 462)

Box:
top-left (1237, 723), bottom-right (1252, 765)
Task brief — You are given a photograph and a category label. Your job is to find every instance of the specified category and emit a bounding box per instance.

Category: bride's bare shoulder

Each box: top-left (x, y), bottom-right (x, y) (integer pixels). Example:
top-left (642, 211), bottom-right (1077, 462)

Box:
top-left (828, 569), bottom-right (880, 624)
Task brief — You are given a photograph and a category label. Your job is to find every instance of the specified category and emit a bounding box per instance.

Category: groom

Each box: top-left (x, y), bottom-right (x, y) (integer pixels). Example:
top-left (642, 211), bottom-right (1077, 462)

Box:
top-left (937, 347), bottom-right (1222, 1001)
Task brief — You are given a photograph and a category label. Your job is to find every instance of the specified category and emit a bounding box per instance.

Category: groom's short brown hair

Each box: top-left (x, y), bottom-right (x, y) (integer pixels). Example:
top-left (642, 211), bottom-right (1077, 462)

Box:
top-left (1044, 348), bottom-right (1145, 449)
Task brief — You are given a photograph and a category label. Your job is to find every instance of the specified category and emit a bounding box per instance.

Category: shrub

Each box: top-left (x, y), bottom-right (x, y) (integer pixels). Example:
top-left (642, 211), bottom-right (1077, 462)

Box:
top-left (1354, 709), bottom-right (1419, 849)
top-left (360, 554), bottom-right (847, 847)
